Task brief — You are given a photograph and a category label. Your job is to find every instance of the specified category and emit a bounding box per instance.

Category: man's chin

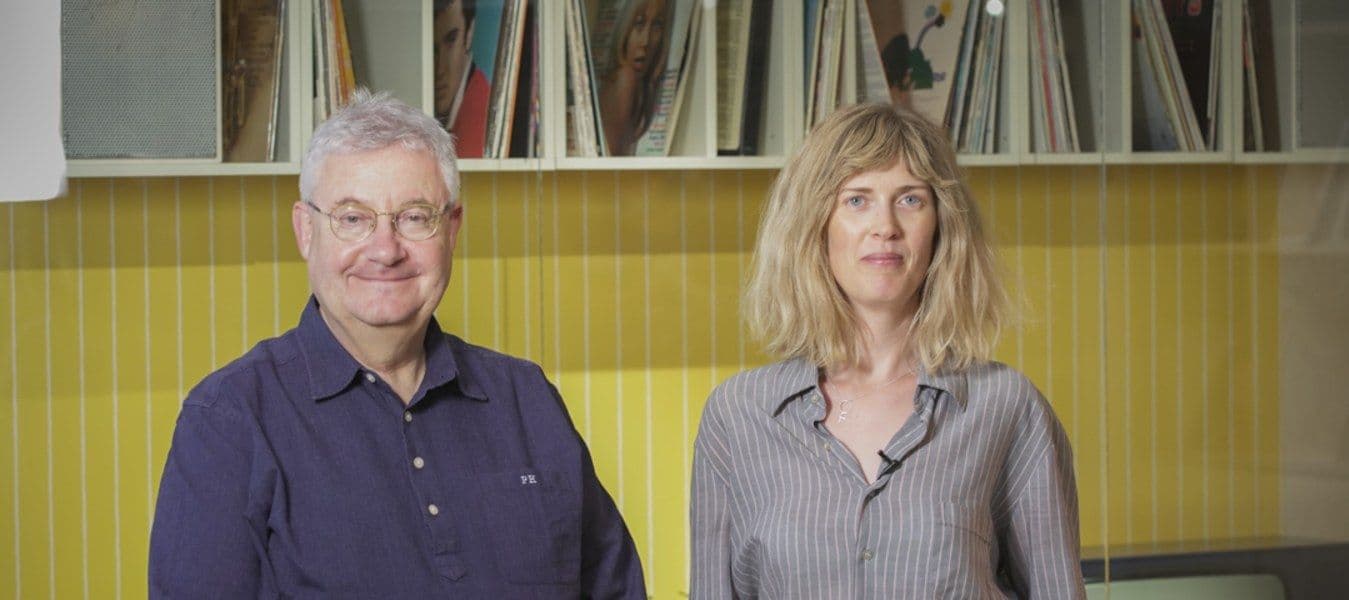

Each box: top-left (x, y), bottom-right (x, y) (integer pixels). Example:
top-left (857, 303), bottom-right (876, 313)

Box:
top-left (342, 301), bottom-right (427, 330)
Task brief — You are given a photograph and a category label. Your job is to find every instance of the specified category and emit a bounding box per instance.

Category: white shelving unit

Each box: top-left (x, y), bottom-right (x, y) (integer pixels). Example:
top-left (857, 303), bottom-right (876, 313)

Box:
top-left (63, 0), bottom-right (1347, 179)
top-left (66, 0), bottom-right (309, 178)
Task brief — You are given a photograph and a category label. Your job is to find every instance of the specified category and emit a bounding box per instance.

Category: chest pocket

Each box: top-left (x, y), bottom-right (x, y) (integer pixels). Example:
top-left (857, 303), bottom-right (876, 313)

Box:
top-left (477, 468), bottom-right (581, 585)
top-left (914, 502), bottom-right (999, 595)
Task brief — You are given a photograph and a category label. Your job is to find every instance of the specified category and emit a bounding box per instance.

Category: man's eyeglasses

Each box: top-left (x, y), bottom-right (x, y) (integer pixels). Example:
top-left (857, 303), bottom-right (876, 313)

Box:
top-left (305, 200), bottom-right (449, 242)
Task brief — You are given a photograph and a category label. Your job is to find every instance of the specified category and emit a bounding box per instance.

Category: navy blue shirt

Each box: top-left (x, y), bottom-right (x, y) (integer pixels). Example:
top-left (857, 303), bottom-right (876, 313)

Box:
top-left (149, 298), bottom-right (645, 598)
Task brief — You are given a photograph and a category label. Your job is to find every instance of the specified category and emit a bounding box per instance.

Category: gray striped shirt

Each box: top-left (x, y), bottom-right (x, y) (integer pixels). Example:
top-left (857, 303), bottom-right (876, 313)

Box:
top-left (691, 358), bottom-right (1085, 599)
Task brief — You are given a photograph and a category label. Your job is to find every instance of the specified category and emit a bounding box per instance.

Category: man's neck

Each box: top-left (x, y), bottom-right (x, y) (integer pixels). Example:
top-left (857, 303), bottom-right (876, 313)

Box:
top-left (320, 308), bottom-right (428, 404)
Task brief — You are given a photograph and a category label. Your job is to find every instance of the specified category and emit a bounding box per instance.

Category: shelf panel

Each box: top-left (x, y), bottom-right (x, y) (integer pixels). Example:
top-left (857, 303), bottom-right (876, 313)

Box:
top-left (67, 161), bottom-right (301, 178)
top-left (555, 156), bottom-right (787, 171)
top-left (1103, 151), bottom-right (1234, 165)
top-left (457, 158), bottom-right (553, 172)
top-left (957, 154), bottom-right (1022, 167)
top-left (1235, 149), bottom-right (1349, 164)
top-left (1028, 153), bottom-right (1108, 166)
top-left (68, 149), bottom-right (1346, 180)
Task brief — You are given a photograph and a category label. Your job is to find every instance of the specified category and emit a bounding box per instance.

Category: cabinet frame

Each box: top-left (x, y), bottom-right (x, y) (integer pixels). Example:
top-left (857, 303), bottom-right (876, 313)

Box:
top-left (64, 0), bottom-right (1347, 179)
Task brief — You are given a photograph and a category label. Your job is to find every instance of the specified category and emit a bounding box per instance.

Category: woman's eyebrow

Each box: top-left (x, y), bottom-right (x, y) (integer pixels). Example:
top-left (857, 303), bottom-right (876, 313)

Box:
top-left (838, 184), bottom-right (929, 194)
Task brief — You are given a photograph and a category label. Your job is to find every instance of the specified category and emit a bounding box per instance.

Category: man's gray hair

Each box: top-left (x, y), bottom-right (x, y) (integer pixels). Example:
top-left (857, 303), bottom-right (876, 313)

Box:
top-left (299, 89), bottom-right (460, 205)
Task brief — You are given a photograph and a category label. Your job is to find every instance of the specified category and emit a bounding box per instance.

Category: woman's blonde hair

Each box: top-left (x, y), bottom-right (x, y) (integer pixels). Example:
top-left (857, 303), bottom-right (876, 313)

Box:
top-left (744, 103), bottom-right (1008, 373)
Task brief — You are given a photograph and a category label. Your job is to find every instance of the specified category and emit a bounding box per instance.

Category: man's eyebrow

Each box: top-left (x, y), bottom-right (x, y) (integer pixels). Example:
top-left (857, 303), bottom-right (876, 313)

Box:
top-left (332, 197), bottom-right (440, 208)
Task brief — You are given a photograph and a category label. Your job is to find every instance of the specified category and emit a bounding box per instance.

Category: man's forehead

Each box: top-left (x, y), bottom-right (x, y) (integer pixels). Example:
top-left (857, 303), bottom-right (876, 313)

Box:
top-left (312, 149), bottom-right (450, 204)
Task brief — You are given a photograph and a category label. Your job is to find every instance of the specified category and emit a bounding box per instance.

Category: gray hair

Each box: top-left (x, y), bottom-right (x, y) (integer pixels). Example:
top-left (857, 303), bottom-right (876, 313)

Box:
top-left (299, 88), bottom-right (460, 205)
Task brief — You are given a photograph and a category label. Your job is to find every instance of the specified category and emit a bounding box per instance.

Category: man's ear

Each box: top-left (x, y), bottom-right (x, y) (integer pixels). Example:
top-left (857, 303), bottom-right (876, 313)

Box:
top-left (292, 201), bottom-right (313, 261)
top-left (463, 18), bottom-right (474, 51)
top-left (444, 204), bottom-right (464, 253)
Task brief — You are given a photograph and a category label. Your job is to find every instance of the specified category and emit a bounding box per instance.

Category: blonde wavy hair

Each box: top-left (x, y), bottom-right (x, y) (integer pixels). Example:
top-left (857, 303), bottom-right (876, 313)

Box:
top-left (745, 103), bottom-right (1008, 373)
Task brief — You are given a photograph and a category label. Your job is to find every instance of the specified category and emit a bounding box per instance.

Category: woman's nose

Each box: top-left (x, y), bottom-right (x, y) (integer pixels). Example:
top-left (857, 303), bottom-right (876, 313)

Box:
top-left (870, 211), bottom-right (901, 239)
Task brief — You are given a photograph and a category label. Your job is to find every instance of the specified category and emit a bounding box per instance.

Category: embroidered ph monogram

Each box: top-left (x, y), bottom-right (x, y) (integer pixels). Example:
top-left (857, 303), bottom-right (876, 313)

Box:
top-left (520, 474), bottom-right (538, 485)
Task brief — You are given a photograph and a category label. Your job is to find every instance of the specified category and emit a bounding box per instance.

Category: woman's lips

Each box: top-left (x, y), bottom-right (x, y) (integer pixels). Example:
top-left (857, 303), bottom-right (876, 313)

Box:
top-left (861, 252), bottom-right (904, 266)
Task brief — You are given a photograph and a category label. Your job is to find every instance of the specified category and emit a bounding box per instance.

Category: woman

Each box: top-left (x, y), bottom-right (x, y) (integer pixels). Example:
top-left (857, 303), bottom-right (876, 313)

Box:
top-left (691, 103), bottom-right (1085, 598)
top-left (598, 0), bottom-right (668, 155)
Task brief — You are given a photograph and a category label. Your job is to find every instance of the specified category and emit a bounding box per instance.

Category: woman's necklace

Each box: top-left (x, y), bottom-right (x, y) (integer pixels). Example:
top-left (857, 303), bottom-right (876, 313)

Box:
top-left (829, 366), bottom-right (916, 423)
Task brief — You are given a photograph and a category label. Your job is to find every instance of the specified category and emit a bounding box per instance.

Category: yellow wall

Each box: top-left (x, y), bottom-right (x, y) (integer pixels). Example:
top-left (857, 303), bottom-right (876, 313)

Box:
top-left (0, 165), bottom-right (1281, 598)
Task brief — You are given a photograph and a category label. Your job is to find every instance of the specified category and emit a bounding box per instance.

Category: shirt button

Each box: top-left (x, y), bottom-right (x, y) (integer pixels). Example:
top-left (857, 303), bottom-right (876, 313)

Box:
top-left (861, 549), bottom-right (875, 561)
top-left (364, 372), bottom-right (376, 383)
top-left (427, 504), bottom-right (440, 516)
top-left (403, 411), bottom-right (413, 423)
top-left (412, 456), bottom-right (425, 469)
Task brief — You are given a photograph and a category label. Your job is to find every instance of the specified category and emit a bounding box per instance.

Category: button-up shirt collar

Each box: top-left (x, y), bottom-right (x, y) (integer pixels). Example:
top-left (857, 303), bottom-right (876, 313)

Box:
top-left (294, 297), bottom-right (487, 405)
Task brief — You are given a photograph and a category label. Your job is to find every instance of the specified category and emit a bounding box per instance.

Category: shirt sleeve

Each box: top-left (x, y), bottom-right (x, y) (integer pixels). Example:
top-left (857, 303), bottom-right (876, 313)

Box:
top-left (577, 443), bottom-right (647, 599)
top-left (540, 375), bottom-right (646, 600)
top-left (149, 401), bottom-right (268, 599)
top-left (999, 391), bottom-right (1087, 599)
top-left (690, 388), bottom-right (737, 599)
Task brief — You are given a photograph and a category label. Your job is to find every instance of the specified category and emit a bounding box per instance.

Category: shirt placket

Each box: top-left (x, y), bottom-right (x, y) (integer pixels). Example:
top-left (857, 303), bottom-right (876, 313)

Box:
top-left (366, 371), bottom-right (468, 582)
top-left (856, 388), bottom-right (938, 599)
top-left (803, 389), bottom-right (902, 598)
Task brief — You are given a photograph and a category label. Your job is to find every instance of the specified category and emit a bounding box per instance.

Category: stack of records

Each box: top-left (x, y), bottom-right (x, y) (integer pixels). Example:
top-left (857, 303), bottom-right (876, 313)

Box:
top-left (314, 0), bottom-right (356, 124)
top-left (433, 0), bottom-right (541, 159)
top-left (810, 0), bottom-right (1011, 153)
top-left (565, 0), bottom-right (702, 157)
top-left (1131, 0), bottom-right (1221, 152)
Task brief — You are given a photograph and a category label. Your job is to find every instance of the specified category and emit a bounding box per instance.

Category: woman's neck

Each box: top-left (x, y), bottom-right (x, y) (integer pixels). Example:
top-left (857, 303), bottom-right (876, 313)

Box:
top-left (832, 308), bottom-right (918, 384)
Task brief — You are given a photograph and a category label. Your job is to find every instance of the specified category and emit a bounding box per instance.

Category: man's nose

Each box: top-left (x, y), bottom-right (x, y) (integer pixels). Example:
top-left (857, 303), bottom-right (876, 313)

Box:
top-left (363, 217), bottom-right (407, 264)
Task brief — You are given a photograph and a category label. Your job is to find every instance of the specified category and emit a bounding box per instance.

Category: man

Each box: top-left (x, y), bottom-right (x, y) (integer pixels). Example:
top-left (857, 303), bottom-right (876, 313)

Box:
top-left (149, 90), bottom-right (645, 598)
top-left (434, 0), bottom-right (488, 158)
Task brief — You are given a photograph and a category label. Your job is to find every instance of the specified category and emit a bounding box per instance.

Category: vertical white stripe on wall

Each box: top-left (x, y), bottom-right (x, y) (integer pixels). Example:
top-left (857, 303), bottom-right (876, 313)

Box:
top-left (1150, 167), bottom-right (1159, 543)
top-left (1250, 167), bottom-right (1261, 532)
top-left (175, 180), bottom-right (184, 403)
top-left (1015, 168), bottom-right (1024, 368)
top-left (522, 172), bottom-right (532, 361)
top-left (679, 174), bottom-right (690, 576)
top-left (240, 179), bottom-right (249, 355)
top-left (1069, 168), bottom-right (1080, 442)
top-left (708, 175), bottom-right (717, 386)
top-left (1068, 167), bottom-right (1079, 439)
top-left (143, 182), bottom-right (153, 532)
top-left (1045, 169), bottom-right (1054, 426)
top-left (1200, 168), bottom-right (1210, 542)
top-left (613, 172), bottom-right (624, 507)
top-left (736, 172), bottom-right (745, 371)
top-left (642, 172), bottom-right (655, 593)
top-left (1096, 164), bottom-right (1110, 558)
top-left (110, 184), bottom-right (122, 599)
top-left (78, 185), bottom-right (90, 600)
top-left (10, 203), bottom-right (21, 600)
top-left (1122, 168), bottom-right (1133, 545)
top-left (492, 172), bottom-right (501, 350)
top-left (552, 173), bottom-right (562, 382)
top-left (1175, 166), bottom-right (1185, 536)
top-left (1225, 166), bottom-right (1236, 538)
top-left (461, 178), bottom-right (471, 343)
top-left (142, 180), bottom-right (153, 528)
top-left (1039, 168), bottom-right (1054, 448)
top-left (581, 174), bottom-right (592, 439)
top-left (208, 180), bottom-right (217, 369)
top-left (272, 177), bottom-right (280, 336)
top-left (43, 201), bottom-right (55, 599)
